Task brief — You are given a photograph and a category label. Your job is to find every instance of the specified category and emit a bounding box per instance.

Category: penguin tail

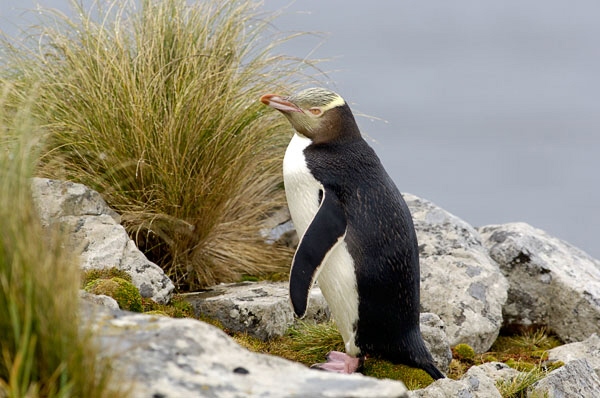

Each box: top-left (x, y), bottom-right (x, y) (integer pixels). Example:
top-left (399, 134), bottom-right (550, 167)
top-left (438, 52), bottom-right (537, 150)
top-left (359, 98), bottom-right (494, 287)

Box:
top-left (402, 329), bottom-right (446, 380)
top-left (420, 361), bottom-right (445, 380)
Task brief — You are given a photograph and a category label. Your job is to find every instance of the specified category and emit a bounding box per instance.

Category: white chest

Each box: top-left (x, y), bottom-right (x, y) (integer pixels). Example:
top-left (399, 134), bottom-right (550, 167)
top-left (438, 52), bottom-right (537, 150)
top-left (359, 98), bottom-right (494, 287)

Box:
top-left (282, 133), bottom-right (360, 355)
top-left (282, 134), bottom-right (322, 236)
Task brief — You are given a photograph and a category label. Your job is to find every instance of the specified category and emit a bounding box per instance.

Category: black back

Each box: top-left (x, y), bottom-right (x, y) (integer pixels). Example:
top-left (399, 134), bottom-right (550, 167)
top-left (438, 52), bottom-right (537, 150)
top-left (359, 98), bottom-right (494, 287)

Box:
top-left (303, 128), bottom-right (442, 378)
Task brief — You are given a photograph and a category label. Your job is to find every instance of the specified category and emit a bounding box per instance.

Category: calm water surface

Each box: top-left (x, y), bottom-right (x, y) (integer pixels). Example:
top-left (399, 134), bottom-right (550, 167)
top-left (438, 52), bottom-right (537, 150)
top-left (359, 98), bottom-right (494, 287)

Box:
top-left (3, 0), bottom-right (599, 259)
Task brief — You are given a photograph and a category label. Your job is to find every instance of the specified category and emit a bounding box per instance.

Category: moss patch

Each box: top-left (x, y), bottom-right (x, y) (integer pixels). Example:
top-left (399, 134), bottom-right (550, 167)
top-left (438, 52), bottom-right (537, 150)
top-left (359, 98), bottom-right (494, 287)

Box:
top-left (452, 343), bottom-right (476, 362)
top-left (85, 277), bottom-right (143, 312)
top-left (229, 322), bottom-right (565, 394)
top-left (81, 271), bottom-right (565, 394)
top-left (82, 268), bottom-right (196, 317)
top-left (141, 294), bottom-right (195, 318)
top-left (230, 321), bottom-right (438, 389)
top-left (81, 267), bottom-right (132, 287)
top-left (362, 361), bottom-right (436, 390)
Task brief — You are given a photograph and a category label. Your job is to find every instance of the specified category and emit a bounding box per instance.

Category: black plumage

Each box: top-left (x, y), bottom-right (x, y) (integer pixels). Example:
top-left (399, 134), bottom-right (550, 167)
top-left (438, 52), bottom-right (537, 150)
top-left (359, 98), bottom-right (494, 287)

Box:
top-left (261, 88), bottom-right (444, 379)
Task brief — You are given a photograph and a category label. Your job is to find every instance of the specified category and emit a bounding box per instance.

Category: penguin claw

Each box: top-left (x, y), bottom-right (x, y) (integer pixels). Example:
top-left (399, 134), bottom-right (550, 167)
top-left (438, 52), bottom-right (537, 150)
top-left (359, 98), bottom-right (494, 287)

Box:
top-left (310, 351), bottom-right (363, 374)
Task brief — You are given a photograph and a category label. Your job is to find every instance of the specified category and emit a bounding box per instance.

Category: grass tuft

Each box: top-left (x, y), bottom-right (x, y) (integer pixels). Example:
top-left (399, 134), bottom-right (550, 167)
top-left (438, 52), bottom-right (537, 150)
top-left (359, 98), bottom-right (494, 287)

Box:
top-left (2, 0), bottom-right (316, 290)
top-left (0, 84), bottom-right (127, 397)
top-left (495, 365), bottom-right (550, 398)
top-left (231, 320), bottom-right (437, 389)
top-left (228, 321), bottom-right (565, 393)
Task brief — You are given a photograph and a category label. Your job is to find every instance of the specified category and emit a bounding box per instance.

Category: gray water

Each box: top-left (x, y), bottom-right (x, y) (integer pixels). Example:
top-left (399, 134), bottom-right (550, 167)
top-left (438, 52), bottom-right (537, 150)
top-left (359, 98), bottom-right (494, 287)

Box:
top-left (3, 1), bottom-right (599, 259)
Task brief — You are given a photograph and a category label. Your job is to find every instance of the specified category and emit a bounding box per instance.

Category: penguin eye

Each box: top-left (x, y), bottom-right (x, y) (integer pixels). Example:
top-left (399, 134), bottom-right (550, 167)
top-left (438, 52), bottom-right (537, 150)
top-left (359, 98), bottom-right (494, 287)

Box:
top-left (308, 108), bottom-right (322, 116)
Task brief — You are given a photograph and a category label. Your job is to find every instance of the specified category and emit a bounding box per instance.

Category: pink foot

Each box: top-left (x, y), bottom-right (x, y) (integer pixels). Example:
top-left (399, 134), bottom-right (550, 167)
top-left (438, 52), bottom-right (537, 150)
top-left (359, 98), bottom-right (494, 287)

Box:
top-left (310, 351), bottom-right (363, 374)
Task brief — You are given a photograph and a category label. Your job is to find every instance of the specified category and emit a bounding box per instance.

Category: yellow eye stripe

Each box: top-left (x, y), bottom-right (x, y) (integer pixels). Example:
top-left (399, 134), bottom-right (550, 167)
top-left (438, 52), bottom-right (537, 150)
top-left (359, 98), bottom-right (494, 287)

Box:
top-left (320, 94), bottom-right (346, 112)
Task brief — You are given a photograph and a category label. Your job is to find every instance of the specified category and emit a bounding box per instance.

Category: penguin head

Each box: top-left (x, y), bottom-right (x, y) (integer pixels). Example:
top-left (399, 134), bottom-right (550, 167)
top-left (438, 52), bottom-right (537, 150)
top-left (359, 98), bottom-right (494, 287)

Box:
top-left (260, 87), bottom-right (360, 143)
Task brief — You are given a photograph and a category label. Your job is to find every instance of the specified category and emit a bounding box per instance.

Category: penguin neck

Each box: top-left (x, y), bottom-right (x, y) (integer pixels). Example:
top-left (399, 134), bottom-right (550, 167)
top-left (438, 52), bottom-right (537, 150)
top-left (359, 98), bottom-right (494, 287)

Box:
top-left (307, 106), bottom-right (362, 145)
top-left (324, 104), bottom-right (362, 145)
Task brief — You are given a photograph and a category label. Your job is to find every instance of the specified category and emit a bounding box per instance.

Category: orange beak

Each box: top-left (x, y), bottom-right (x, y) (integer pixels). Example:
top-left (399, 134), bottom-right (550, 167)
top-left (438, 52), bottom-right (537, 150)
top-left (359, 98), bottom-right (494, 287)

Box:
top-left (260, 94), bottom-right (303, 113)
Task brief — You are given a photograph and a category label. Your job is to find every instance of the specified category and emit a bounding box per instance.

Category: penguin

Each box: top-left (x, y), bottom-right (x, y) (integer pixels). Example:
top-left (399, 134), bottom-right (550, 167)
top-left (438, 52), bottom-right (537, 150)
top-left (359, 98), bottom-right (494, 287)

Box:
top-left (260, 87), bottom-right (444, 380)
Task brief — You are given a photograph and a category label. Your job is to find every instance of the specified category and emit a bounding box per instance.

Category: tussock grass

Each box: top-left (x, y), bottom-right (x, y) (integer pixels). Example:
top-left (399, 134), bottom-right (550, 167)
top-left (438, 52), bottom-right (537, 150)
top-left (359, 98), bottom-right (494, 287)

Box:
top-left (0, 85), bottom-right (127, 397)
top-left (2, 0), bottom-right (315, 290)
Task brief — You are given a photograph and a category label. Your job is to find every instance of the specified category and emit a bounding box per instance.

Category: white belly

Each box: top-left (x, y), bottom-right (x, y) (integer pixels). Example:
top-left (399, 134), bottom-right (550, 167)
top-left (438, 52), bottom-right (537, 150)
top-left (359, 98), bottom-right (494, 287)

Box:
top-left (283, 134), bottom-right (360, 356)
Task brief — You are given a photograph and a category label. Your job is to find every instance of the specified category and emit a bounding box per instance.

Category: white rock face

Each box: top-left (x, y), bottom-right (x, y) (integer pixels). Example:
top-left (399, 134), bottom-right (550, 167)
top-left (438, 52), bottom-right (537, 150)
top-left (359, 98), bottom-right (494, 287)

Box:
top-left (79, 290), bottom-right (119, 310)
top-left (478, 222), bottom-right (600, 343)
top-left (32, 178), bottom-right (174, 304)
top-left (475, 362), bottom-right (521, 382)
top-left (548, 334), bottom-right (600, 378)
top-left (86, 303), bottom-right (409, 398)
top-left (419, 313), bottom-right (452, 374)
top-left (185, 281), bottom-right (330, 340)
top-left (185, 281), bottom-right (452, 373)
top-left (529, 359), bottom-right (600, 398)
top-left (404, 194), bottom-right (509, 353)
top-left (408, 365), bottom-right (502, 398)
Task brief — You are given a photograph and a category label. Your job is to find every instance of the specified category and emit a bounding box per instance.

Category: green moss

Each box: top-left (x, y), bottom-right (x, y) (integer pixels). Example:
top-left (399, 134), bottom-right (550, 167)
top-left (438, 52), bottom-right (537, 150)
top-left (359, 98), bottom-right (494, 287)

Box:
top-left (362, 360), bottom-right (435, 389)
top-left (197, 313), bottom-right (225, 329)
top-left (531, 350), bottom-right (549, 360)
top-left (234, 332), bottom-right (271, 353)
top-left (452, 343), bottom-right (476, 362)
top-left (141, 294), bottom-right (196, 318)
top-left (547, 360), bottom-right (564, 371)
top-left (230, 322), bottom-right (436, 389)
top-left (143, 310), bottom-right (169, 317)
top-left (481, 354), bottom-right (499, 362)
top-left (83, 267), bottom-right (195, 318)
top-left (506, 359), bottom-right (536, 372)
top-left (81, 267), bottom-right (131, 287)
top-left (214, 316), bottom-right (568, 393)
top-left (85, 277), bottom-right (143, 312)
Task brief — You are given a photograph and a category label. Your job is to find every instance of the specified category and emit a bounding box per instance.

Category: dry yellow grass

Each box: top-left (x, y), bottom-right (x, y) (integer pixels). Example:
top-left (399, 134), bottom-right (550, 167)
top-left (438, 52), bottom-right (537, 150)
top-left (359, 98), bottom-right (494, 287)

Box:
top-left (2, 0), bottom-right (319, 290)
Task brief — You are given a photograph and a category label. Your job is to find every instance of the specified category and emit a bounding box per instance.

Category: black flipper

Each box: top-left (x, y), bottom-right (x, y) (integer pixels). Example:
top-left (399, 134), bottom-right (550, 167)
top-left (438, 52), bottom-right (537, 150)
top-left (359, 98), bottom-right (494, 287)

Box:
top-left (289, 188), bottom-right (347, 318)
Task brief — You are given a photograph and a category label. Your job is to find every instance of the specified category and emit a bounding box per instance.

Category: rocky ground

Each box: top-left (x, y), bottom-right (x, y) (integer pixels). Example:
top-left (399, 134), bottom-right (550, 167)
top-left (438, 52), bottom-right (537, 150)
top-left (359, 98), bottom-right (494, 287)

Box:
top-left (32, 178), bottom-right (600, 397)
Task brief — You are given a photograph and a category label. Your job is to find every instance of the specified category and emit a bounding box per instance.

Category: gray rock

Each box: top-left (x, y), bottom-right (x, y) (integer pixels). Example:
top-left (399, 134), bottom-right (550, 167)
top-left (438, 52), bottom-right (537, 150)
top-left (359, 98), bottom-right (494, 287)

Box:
top-left (405, 194), bottom-right (509, 353)
top-left (184, 281), bottom-right (330, 340)
top-left (32, 178), bottom-right (174, 304)
top-left (260, 207), bottom-right (297, 247)
top-left (408, 364), bottom-right (502, 398)
top-left (32, 177), bottom-right (120, 225)
top-left (185, 281), bottom-right (451, 372)
top-left (476, 362), bottom-right (521, 383)
top-left (528, 359), bottom-right (600, 398)
top-left (260, 195), bottom-right (508, 353)
top-left (87, 304), bottom-right (409, 398)
top-left (478, 222), bottom-right (600, 343)
top-left (420, 313), bottom-right (452, 374)
top-left (79, 290), bottom-right (119, 310)
top-left (547, 334), bottom-right (600, 378)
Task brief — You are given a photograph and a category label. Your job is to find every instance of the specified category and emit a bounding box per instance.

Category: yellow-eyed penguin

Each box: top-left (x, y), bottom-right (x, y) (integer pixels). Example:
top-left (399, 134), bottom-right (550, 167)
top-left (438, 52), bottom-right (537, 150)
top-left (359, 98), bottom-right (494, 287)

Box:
top-left (260, 87), bottom-right (444, 379)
